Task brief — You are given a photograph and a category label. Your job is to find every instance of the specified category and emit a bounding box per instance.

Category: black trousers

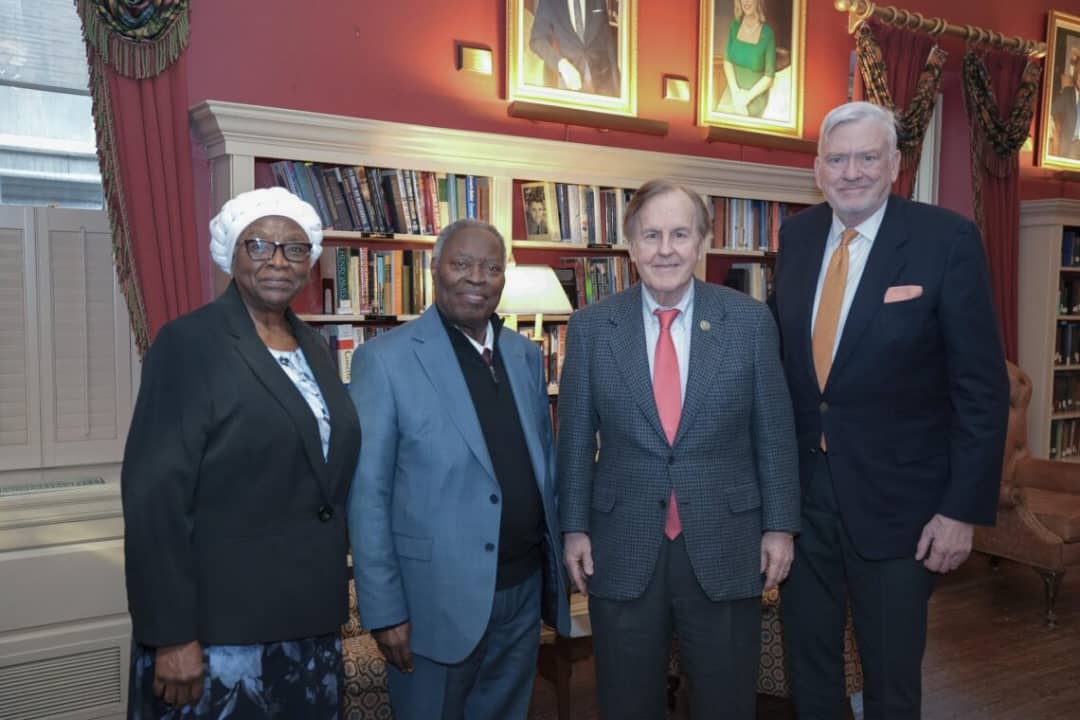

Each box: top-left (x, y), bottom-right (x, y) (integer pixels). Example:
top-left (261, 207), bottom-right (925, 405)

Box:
top-left (782, 452), bottom-right (936, 720)
top-left (589, 534), bottom-right (761, 720)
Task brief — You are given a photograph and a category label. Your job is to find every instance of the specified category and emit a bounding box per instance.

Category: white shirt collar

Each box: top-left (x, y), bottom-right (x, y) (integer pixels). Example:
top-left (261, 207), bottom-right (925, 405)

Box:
top-left (829, 197), bottom-right (889, 245)
top-left (642, 281), bottom-right (695, 320)
top-left (458, 321), bottom-right (494, 356)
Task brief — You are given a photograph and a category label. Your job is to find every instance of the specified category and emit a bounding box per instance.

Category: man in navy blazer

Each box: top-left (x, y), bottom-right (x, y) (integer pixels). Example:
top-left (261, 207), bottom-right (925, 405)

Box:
top-left (771, 101), bottom-right (1009, 719)
top-left (529, 0), bottom-right (619, 96)
top-left (1051, 63), bottom-right (1080, 159)
top-left (348, 219), bottom-right (569, 720)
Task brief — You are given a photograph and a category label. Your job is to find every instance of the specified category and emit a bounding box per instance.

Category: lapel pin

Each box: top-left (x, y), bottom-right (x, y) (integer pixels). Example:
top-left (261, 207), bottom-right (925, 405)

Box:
top-left (699, 320), bottom-right (711, 331)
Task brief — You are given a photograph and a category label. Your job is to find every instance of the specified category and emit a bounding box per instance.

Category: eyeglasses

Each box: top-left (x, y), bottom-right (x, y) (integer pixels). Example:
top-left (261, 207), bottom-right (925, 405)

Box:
top-left (243, 238), bottom-right (312, 263)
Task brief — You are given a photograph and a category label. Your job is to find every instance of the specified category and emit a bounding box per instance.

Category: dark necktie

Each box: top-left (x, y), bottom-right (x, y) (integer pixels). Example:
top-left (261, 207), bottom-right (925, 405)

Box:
top-left (482, 348), bottom-right (498, 386)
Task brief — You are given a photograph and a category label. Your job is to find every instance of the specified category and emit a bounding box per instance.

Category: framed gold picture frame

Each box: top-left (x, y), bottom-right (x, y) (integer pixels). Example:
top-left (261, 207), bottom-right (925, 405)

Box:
top-left (507, 0), bottom-right (637, 116)
top-left (697, 0), bottom-right (805, 138)
top-left (1039, 10), bottom-right (1080, 171)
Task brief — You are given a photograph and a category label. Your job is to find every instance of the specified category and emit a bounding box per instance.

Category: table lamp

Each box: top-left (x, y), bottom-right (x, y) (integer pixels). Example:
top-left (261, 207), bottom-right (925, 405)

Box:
top-left (497, 264), bottom-right (574, 340)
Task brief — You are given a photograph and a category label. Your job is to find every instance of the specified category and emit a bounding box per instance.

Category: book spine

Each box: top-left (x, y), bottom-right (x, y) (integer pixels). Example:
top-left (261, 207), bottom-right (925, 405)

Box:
top-left (465, 175), bottom-right (478, 219)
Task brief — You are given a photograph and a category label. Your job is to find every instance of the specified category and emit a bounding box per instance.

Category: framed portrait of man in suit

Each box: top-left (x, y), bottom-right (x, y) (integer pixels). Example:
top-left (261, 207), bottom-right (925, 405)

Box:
top-left (697, 0), bottom-right (806, 138)
top-left (508, 0), bottom-right (637, 116)
top-left (522, 181), bottom-right (555, 240)
top-left (1038, 11), bottom-right (1080, 171)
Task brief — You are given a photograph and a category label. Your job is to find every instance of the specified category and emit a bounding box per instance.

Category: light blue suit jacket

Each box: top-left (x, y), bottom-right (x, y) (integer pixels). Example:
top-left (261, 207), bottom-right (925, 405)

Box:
top-left (348, 307), bottom-right (570, 664)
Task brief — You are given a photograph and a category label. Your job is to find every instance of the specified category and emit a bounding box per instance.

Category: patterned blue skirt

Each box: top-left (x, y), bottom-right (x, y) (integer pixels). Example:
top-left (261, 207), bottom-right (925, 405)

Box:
top-left (129, 634), bottom-right (341, 719)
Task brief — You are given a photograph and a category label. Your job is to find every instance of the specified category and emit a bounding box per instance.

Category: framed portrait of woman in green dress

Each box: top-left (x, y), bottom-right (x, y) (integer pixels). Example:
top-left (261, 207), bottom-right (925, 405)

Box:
top-left (697, 0), bottom-right (805, 137)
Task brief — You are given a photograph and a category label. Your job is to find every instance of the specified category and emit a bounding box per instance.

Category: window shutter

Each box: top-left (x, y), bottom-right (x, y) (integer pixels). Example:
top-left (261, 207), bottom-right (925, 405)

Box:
top-left (37, 208), bottom-right (131, 466)
top-left (0, 206), bottom-right (41, 470)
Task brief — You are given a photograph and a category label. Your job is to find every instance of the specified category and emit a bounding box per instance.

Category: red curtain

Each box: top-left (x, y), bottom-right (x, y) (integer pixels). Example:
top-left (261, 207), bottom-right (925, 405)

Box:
top-left (856, 23), bottom-right (947, 199)
top-left (78, 1), bottom-right (200, 355)
top-left (962, 50), bottom-right (1042, 363)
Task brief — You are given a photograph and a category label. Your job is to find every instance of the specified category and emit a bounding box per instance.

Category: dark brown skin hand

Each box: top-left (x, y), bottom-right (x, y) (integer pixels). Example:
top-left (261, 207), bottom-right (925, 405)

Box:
top-left (154, 641), bottom-right (204, 706)
top-left (373, 621), bottom-right (414, 672)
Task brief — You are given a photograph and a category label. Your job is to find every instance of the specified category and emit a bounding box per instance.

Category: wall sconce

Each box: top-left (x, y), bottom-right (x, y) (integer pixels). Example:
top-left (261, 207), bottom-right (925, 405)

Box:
top-left (663, 75), bottom-right (691, 102)
top-left (456, 42), bottom-right (493, 75)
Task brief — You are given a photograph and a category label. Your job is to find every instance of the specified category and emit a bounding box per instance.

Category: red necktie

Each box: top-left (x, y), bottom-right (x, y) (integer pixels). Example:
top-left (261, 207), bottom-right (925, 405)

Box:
top-left (654, 308), bottom-right (682, 540)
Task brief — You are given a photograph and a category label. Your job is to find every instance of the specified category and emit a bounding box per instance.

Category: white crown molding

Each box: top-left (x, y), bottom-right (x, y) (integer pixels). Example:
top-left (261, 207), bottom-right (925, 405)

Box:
top-left (190, 100), bottom-right (823, 205)
top-left (1020, 198), bottom-right (1080, 227)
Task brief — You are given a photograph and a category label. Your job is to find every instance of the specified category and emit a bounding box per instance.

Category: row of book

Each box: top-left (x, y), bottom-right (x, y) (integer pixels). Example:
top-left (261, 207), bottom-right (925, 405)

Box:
top-left (711, 198), bottom-right (802, 252)
top-left (530, 323), bottom-right (567, 391)
top-left (1062, 229), bottom-right (1080, 268)
top-left (523, 181), bottom-right (633, 246)
top-left (317, 247), bottom-right (433, 317)
top-left (269, 161), bottom-right (488, 235)
top-left (723, 263), bottom-right (774, 302)
top-left (555, 256), bottom-right (638, 308)
top-left (1059, 277), bottom-right (1080, 315)
top-left (1053, 371), bottom-right (1080, 411)
top-left (319, 324), bottom-right (394, 386)
top-left (1055, 321), bottom-right (1080, 365)
top-left (1049, 417), bottom-right (1080, 460)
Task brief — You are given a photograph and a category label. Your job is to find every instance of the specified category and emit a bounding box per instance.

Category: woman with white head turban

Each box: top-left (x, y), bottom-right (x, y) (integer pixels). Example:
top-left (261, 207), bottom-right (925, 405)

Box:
top-left (122, 187), bottom-right (361, 719)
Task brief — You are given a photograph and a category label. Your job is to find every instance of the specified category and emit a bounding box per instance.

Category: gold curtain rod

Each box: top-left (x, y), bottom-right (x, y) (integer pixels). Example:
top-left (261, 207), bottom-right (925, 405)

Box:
top-left (834, 0), bottom-right (1046, 57)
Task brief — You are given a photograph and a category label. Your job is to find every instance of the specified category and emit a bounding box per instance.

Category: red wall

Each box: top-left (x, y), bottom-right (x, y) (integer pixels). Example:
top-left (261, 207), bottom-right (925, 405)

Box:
top-left (184, 0), bottom-right (1080, 295)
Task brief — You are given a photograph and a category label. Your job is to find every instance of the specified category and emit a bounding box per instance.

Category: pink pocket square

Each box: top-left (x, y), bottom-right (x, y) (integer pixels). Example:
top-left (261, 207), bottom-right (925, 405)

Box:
top-left (884, 285), bottom-right (923, 303)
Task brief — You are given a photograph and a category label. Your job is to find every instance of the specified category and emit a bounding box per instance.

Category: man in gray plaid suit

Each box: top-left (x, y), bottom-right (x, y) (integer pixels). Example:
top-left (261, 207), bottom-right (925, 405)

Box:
top-left (558, 179), bottom-right (800, 719)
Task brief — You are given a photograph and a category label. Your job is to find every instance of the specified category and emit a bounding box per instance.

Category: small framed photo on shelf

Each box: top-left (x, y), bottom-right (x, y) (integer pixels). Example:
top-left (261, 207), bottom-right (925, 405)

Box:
top-left (697, 0), bottom-right (806, 138)
top-left (1038, 10), bottom-right (1080, 171)
top-left (507, 0), bottom-right (637, 116)
top-left (522, 181), bottom-right (557, 240)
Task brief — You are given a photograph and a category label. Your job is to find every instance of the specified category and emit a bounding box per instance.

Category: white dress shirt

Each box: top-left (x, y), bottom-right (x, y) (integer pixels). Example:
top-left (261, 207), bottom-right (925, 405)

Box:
top-left (567, 0), bottom-right (586, 35)
top-left (642, 283), bottom-right (694, 403)
top-left (458, 320), bottom-right (495, 357)
top-left (810, 201), bottom-right (888, 361)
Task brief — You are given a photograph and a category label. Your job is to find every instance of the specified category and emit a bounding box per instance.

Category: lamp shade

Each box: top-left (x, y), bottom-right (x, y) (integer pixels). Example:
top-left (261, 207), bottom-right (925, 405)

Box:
top-left (496, 264), bottom-right (573, 315)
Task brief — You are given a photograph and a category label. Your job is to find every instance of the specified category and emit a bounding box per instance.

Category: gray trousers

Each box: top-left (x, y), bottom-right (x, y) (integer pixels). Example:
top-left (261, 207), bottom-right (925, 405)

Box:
top-left (590, 534), bottom-right (761, 720)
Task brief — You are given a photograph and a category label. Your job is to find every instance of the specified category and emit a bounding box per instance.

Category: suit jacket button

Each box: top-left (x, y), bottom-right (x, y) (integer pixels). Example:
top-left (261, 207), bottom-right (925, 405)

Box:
top-left (490, 494), bottom-right (499, 504)
top-left (668, 455), bottom-right (675, 465)
top-left (819, 401), bottom-right (829, 412)
top-left (659, 499), bottom-right (667, 509)
top-left (317, 506), bottom-right (333, 522)
top-left (485, 542), bottom-right (495, 552)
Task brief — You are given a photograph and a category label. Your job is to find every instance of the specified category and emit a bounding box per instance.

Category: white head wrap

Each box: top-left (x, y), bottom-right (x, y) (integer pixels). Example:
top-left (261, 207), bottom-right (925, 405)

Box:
top-left (209, 187), bottom-right (324, 275)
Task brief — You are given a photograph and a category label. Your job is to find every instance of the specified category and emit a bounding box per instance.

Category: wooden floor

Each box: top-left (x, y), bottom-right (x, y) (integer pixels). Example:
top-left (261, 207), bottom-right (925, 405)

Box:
top-left (527, 556), bottom-right (1080, 719)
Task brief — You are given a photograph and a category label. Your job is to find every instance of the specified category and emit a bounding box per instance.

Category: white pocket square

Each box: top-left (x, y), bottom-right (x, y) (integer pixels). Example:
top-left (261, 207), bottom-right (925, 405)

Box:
top-left (883, 285), bottom-right (923, 303)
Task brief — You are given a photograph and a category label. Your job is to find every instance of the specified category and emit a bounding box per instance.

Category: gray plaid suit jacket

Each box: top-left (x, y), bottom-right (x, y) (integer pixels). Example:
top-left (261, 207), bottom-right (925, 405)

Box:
top-left (557, 279), bottom-right (800, 602)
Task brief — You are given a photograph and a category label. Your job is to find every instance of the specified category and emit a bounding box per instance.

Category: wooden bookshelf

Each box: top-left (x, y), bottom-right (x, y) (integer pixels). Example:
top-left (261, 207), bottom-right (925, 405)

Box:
top-left (190, 100), bottom-right (822, 386)
top-left (1017, 199), bottom-right (1080, 458)
top-left (298, 314), bottom-right (420, 324)
top-left (513, 240), bottom-right (629, 251)
top-left (706, 248), bottom-right (775, 257)
top-left (323, 231), bottom-right (437, 245)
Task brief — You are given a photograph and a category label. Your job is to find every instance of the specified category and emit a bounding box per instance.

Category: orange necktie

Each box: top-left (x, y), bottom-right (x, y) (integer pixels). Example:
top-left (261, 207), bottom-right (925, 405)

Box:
top-left (812, 228), bottom-right (858, 391)
top-left (654, 308), bottom-right (682, 540)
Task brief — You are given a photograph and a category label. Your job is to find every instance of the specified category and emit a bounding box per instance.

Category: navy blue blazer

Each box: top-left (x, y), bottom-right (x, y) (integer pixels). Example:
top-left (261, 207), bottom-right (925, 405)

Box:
top-left (772, 195), bottom-right (1009, 560)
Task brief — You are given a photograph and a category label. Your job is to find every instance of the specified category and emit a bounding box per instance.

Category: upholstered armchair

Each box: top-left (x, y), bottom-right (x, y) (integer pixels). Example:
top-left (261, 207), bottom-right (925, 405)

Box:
top-left (341, 579), bottom-right (391, 720)
top-left (973, 362), bottom-right (1080, 627)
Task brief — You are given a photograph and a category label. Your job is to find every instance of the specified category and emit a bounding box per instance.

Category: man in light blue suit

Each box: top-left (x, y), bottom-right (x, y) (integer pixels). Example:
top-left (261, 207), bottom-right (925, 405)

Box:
top-left (348, 219), bottom-right (570, 720)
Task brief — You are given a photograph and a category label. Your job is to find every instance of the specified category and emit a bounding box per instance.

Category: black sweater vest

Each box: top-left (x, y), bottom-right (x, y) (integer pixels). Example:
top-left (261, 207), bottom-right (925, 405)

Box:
top-left (443, 316), bottom-right (544, 589)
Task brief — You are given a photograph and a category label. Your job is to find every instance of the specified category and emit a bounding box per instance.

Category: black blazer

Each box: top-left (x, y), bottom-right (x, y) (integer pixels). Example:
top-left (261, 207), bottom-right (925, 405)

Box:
top-left (122, 283), bottom-right (361, 647)
top-left (772, 195), bottom-right (1009, 560)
